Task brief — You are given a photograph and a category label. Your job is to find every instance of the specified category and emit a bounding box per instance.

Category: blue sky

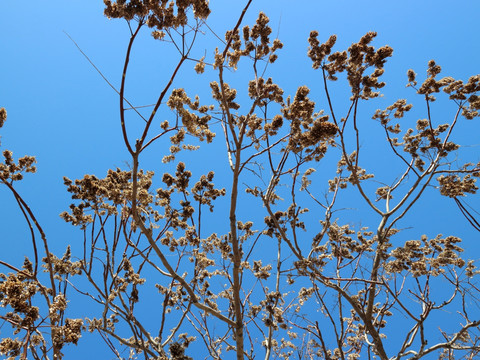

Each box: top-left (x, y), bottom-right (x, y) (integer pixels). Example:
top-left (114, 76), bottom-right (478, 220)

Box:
top-left (1, 1), bottom-right (480, 358)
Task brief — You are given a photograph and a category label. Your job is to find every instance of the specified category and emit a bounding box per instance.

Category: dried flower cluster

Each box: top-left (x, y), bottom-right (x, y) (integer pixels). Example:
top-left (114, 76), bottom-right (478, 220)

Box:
top-left (104, 0), bottom-right (210, 29)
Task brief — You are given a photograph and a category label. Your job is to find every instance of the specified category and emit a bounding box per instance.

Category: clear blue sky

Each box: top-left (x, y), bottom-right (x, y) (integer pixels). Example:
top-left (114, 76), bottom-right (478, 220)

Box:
top-left (1, 1), bottom-right (480, 358)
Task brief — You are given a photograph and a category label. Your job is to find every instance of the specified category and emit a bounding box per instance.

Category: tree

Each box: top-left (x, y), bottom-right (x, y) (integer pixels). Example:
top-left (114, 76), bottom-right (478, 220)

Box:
top-left (1, 1), bottom-right (480, 359)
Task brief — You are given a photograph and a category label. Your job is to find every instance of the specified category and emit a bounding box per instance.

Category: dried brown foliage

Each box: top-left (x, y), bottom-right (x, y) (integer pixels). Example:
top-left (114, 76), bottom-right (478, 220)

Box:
top-left (2, 2), bottom-right (480, 360)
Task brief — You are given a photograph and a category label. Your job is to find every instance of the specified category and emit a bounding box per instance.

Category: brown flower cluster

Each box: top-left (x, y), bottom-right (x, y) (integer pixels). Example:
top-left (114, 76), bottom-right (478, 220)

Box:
top-left (104, 0), bottom-right (210, 32)
top-left (386, 235), bottom-right (465, 277)
top-left (331, 152), bottom-right (374, 190)
top-left (0, 108), bottom-right (37, 185)
top-left (0, 150), bottom-right (36, 183)
top-left (61, 169), bottom-right (156, 229)
top-left (402, 121), bottom-right (457, 160)
top-left (307, 32), bottom-right (336, 69)
top-left (51, 318), bottom-right (84, 349)
top-left (282, 86), bottom-right (338, 159)
top-left (166, 88), bottom-right (214, 148)
top-left (408, 61), bottom-right (480, 119)
top-left (0, 265), bottom-right (53, 359)
top-left (437, 174), bottom-right (478, 198)
top-left (210, 81), bottom-right (240, 111)
top-left (309, 31), bottom-right (392, 99)
top-left (0, 273), bottom-right (39, 328)
top-left (158, 162), bottom-right (224, 236)
top-left (374, 96), bottom-right (463, 171)
top-left (443, 74), bottom-right (480, 119)
top-left (223, 12), bottom-right (283, 70)
top-left (372, 99), bottom-right (413, 126)
top-left (191, 170), bottom-right (226, 212)
top-left (45, 246), bottom-right (82, 280)
top-left (326, 222), bottom-right (375, 261)
top-left (247, 77), bottom-right (284, 106)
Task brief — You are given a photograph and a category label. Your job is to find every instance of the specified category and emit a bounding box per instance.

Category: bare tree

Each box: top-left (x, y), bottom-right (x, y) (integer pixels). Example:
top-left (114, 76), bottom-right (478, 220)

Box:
top-left (1, 1), bottom-right (480, 360)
